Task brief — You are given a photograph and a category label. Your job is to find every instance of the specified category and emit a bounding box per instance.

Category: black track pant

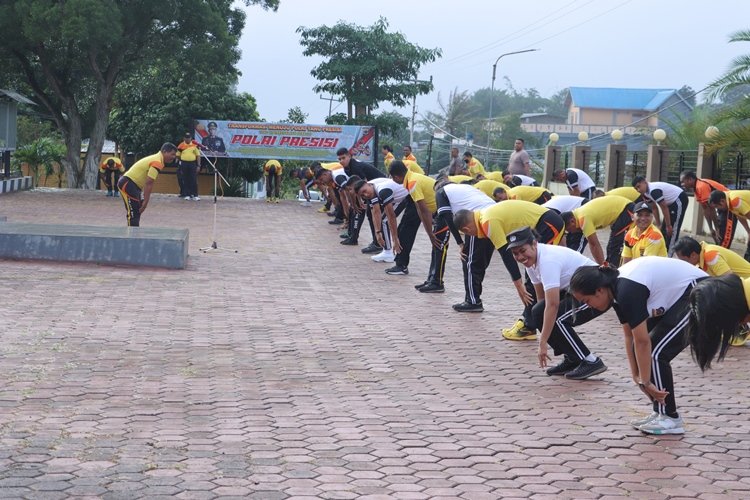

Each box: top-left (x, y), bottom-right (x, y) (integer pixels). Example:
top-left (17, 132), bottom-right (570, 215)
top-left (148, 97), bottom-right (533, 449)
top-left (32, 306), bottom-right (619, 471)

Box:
top-left (662, 192), bottom-right (688, 256)
top-left (462, 235), bottom-right (495, 305)
top-left (101, 170), bottom-right (121, 191)
top-left (641, 285), bottom-right (694, 417)
top-left (265, 173), bottom-right (280, 198)
top-left (605, 203), bottom-right (635, 267)
top-left (529, 293), bottom-right (603, 361)
top-left (716, 210), bottom-right (737, 249)
top-left (118, 176), bottom-right (142, 227)
top-left (395, 198), bottom-right (420, 269)
top-left (426, 214), bottom-right (452, 285)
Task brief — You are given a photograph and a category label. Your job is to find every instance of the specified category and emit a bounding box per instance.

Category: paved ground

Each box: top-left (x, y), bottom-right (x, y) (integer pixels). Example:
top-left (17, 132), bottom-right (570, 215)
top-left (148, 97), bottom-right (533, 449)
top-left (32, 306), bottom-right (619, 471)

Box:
top-left (1, 189), bottom-right (749, 500)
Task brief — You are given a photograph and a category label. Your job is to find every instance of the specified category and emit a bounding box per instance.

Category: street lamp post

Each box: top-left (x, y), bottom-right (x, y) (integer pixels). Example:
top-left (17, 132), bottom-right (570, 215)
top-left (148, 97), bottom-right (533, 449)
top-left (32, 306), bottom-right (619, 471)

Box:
top-left (486, 49), bottom-right (539, 165)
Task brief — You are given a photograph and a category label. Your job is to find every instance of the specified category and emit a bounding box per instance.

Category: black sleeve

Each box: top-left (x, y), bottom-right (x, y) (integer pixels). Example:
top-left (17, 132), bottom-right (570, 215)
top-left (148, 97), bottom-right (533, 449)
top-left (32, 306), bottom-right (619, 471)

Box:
top-left (333, 173), bottom-right (349, 187)
top-left (500, 245), bottom-right (522, 281)
top-left (566, 169), bottom-right (579, 188)
top-left (649, 188), bottom-right (665, 204)
top-left (377, 187), bottom-right (394, 206)
top-left (361, 163), bottom-right (386, 179)
top-left (613, 278), bottom-right (650, 328)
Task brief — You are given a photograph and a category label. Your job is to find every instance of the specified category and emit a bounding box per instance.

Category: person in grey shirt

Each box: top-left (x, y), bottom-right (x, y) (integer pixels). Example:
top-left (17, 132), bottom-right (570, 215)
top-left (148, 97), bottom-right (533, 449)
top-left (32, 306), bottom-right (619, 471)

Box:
top-left (507, 138), bottom-right (531, 176)
top-left (447, 146), bottom-right (465, 175)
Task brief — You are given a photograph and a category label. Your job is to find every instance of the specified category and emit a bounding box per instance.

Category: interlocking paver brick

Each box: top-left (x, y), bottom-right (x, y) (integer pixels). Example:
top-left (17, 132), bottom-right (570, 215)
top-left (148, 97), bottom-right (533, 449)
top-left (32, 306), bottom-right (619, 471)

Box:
top-left (1, 190), bottom-right (749, 498)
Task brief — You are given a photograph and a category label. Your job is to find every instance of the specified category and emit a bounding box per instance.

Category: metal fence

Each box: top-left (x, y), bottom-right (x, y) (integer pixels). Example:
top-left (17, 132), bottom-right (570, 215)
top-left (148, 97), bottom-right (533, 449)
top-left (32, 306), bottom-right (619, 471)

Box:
top-left (717, 151), bottom-right (750, 189)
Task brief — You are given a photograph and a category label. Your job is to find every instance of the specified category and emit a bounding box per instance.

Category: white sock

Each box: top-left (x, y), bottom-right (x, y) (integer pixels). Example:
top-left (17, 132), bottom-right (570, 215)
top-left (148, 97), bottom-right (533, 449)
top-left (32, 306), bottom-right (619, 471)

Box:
top-left (584, 354), bottom-right (597, 362)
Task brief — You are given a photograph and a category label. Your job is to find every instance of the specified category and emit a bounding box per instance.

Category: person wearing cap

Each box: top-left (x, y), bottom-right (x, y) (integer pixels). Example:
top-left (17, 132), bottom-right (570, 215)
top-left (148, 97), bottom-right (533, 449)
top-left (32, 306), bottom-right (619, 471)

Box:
top-left (632, 175), bottom-right (688, 254)
top-left (507, 226), bottom-right (607, 380)
top-left (201, 121), bottom-right (226, 154)
top-left (99, 156), bottom-right (125, 197)
top-left (493, 185), bottom-right (553, 205)
top-left (561, 195), bottom-right (635, 267)
top-left (621, 202), bottom-right (667, 265)
top-left (177, 132), bottom-right (202, 201)
top-left (453, 201), bottom-right (565, 340)
top-left (553, 168), bottom-right (597, 200)
top-left (708, 189), bottom-right (750, 260)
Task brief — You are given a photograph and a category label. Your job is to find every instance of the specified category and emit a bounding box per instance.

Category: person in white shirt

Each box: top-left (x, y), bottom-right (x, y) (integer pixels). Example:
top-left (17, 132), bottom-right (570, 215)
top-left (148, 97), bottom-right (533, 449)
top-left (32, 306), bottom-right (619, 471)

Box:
top-left (543, 195), bottom-right (588, 253)
top-left (353, 177), bottom-right (409, 263)
top-left (506, 227), bottom-right (607, 380)
top-left (632, 176), bottom-right (688, 255)
top-left (503, 172), bottom-right (538, 187)
top-left (553, 168), bottom-right (597, 200)
top-left (569, 257), bottom-right (708, 435)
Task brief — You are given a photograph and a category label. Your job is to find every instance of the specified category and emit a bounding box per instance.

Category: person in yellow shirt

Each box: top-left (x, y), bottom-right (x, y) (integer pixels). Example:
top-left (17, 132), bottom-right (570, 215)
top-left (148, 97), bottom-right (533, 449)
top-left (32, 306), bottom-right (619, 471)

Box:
top-left (382, 145), bottom-right (395, 169)
top-left (176, 133), bottom-right (202, 201)
top-left (561, 195), bottom-right (634, 266)
top-left (594, 186), bottom-right (643, 203)
top-left (448, 174), bottom-right (473, 184)
top-left (473, 179), bottom-right (510, 198)
top-left (621, 202), bottom-right (667, 264)
top-left (494, 185), bottom-right (553, 205)
top-left (674, 236), bottom-right (750, 278)
top-left (99, 157), bottom-right (125, 197)
top-left (453, 201), bottom-right (565, 340)
top-left (403, 159), bottom-right (425, 175)
top-left (263, 159), bottom-right (283, 203)
top-left (117, 143), bottom-right (177, 227)
top-left (402, 145), bottom-right (417, 162)
top-left (709, 189), bottom-right (750, 260)
top-left (463, 151), bottom-right (486, 178)
top-left (483, 171), bottom-right (506, 183)
top-left (387, 160), bottom-right (438, 276)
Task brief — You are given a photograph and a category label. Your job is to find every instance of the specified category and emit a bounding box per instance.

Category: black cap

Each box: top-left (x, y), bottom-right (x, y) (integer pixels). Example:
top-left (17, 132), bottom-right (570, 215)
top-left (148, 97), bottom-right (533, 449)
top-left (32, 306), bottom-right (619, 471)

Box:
top-left (634, 201), bottom-right (652, 213)
top-left (506, 226), bottom-right (535, 249)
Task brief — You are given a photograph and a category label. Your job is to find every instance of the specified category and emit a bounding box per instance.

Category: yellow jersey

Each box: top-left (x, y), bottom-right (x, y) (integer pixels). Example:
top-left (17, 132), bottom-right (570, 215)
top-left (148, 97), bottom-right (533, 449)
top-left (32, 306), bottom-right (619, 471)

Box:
top-left (123, 151), bottom-right (166, 189)
top-left (467, 158), bottom-right (486, 178)
top-left (726, 190), bottom-right (750, 217)
top-left (699, 240), bottom-right (750, 278)
top-left (264, 159), bottom-right (282, 175)
top-left (622, 224), bottom-right (667, 260)
top-left (508, 185), bottom-right (550, 203)
top-left (403, 170), bottom-right (437, 213)
top-left (571, 195), bottom-right (632, 238)
top-left (474, 179), bottom-right (509, 198)
top-left (606, 186), bottom-right (641, 202)
top-left (403, 160), bottom-right (425, 175)
top-left (475, 200), bottom-right (549, 249)
top-left (177, 140), bottom-right (200, 162)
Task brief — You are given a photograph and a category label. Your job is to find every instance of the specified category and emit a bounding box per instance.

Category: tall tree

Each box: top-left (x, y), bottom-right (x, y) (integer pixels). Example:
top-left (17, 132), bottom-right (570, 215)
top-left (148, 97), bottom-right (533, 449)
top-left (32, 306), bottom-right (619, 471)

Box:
top-left (297, 17), bottom-right (441, 120)
top-left (706, 29), bottom-right (750, 151)
top-left (0, 0), bottom-right (278, 188)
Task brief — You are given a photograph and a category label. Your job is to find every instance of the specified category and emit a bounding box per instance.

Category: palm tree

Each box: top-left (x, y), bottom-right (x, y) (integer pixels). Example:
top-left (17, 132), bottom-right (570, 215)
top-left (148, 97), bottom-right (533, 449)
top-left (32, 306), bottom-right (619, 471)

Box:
top-left (705, 29), bottom-right (750, 152)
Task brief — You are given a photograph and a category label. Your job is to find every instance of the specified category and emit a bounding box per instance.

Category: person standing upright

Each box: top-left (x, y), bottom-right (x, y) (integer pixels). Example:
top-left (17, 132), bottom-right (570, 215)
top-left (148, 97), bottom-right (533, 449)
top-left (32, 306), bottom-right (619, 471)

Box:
top-left (177, 133), bottom-right (202, 201)
top-left (447, 147), bottom-right (463, 175)
top-left (507, 138), bottom-right (532, 176)
top-left (117, 143), bottom-right (177, 227)
top-left (382, 144), bottom-right (395, 170)
top-left (403, 145), bottom-right (417, 162)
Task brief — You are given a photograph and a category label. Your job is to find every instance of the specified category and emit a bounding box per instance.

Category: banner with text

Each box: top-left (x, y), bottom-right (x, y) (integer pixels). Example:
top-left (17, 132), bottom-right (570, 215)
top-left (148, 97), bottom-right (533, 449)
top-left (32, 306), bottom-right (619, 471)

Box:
top-left (193, 120), bottom-right (376, 162)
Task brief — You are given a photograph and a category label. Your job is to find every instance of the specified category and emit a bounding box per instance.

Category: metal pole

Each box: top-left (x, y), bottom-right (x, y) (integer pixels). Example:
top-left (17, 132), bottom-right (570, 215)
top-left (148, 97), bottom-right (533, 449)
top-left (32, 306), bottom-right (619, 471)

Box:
top-left (486, 49), bottom-right (539, 165)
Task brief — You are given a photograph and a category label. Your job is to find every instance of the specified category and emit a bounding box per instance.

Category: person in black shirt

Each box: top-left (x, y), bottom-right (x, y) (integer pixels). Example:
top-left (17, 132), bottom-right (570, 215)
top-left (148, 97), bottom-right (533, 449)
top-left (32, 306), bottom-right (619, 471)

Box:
top-left (337, 147), bottom-right (385, 253)
top-left (201, 121), bottom-right (227, 155)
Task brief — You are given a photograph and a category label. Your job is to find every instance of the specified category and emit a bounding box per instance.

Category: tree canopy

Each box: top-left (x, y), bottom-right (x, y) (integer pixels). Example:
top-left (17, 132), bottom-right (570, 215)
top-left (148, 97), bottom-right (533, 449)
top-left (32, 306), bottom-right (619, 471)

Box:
top-left (297, 17), bottom-right (441, 120)
top-left (0, 0), bottom-right (278, 188)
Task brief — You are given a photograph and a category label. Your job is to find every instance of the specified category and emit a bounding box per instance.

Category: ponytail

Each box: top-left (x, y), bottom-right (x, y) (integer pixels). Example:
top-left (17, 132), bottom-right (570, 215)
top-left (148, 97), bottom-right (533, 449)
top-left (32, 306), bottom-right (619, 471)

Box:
top-left (688, 274), bottom-right (749, 371)
top-left (569, 265), bottom-right (619, 296)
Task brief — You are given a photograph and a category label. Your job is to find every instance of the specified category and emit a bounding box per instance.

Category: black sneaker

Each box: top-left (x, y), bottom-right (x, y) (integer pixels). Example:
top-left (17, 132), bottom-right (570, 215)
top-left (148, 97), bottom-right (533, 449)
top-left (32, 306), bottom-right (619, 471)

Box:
top-left (340, 233), bottom-right (350, 239)
top-left (361, 242), bottom-right (382, 254)
top-left (546, 356), bottom-right (579, 376)
top-left (340, 238), bottom-right (358, 245)
top-left (565, 357), bottom-right (607, 380)
top-left (328, 218), bottom-right (344, 225)
top-left (414, 281), bottom-right (429, 290)
top-left (452, 301), bottom-right (484, 313)
top-left (419, 283), bottom-right (445, 293)
top-left (385, 265), bottom-right (409, 275)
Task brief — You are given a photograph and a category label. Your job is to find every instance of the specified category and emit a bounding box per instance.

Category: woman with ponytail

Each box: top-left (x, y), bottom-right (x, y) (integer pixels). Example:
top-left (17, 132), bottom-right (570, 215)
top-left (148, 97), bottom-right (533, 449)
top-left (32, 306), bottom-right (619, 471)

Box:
top-left (688, 274), bottom-right (750, 371)
top-left (569, 257), bottom-right (707, 435)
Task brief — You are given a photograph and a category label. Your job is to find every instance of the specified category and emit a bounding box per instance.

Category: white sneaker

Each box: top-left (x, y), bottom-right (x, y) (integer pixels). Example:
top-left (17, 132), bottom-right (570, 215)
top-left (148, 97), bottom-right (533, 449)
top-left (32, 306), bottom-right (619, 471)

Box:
top-left (193, 196), bottom-right (201, 201)
top-left (639, 414), bottom-right (684, 435)
top-left (630, 412), bottom-right (659, 429)
top-left (183, 196), bottom-right (191, 200)
top-left (371, 250), bottom-right (395, 263)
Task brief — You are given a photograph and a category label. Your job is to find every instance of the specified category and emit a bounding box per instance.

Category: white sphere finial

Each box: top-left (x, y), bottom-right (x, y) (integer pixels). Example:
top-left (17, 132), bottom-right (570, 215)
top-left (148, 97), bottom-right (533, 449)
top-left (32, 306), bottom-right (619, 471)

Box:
top-left (577, 131), bottom-right (589, 142)
top-left (549, 133), bottom-right (559, 144)
top-left (705, 126), bottom-right (719, 139)
top-left (610, 129), bottom-right (623, 142)
top-left (653, 128), bottom-right (667, 144)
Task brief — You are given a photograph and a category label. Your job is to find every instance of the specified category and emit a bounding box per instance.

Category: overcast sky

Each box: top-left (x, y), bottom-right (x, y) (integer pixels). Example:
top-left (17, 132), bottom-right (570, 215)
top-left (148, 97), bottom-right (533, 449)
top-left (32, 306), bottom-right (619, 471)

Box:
top-left (236, 0), bottom-right (750, 124)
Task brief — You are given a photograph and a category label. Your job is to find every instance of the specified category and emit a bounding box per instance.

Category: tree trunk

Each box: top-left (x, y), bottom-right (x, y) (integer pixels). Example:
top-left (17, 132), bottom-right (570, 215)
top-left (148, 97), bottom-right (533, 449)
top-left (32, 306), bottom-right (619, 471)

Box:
top-left (83, 84), bottom-right (115, 189)
top-left (62, 114), bottom-right (84, 189)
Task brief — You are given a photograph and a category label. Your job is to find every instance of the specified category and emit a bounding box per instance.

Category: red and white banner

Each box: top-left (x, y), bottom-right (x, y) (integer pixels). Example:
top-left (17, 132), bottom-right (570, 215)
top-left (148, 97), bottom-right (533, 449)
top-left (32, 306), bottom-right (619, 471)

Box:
top-left (194, 120), bottom-right (376, 162)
